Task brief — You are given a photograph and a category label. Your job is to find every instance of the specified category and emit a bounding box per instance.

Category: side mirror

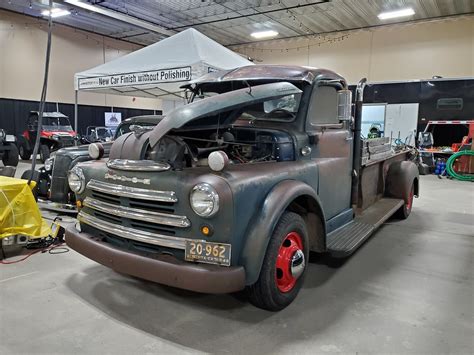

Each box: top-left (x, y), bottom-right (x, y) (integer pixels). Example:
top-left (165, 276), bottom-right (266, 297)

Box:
top-left (337, 90), bottom-right (352, 121)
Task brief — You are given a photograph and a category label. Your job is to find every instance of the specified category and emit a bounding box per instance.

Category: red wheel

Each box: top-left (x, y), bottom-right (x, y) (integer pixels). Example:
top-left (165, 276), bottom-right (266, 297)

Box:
top-left (247, 212), bottom-right (308, 311)
top-left (405, 188), bottom-right (414, 212)
top-left (396, 183), bottom-right (414, 219)
top-left (276, 231), bottom-right (304, 293)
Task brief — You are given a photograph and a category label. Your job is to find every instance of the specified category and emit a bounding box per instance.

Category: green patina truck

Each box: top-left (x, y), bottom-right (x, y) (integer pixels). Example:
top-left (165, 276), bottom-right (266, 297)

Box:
top-left (65, 65), bottom-right (419, 311)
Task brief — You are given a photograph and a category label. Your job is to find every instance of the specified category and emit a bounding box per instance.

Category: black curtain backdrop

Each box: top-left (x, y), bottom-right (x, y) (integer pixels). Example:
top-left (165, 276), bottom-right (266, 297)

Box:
top-left (0, 98), bottom-right (160, 136)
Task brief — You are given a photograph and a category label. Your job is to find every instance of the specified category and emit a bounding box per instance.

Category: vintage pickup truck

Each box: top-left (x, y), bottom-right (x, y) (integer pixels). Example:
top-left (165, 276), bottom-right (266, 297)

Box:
top-left (65, 65), bottom-right (419, 311)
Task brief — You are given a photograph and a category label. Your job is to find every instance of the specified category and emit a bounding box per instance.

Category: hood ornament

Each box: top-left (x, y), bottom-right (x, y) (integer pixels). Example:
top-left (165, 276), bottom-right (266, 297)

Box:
top-left (130, 125), bottom-right (154, 137)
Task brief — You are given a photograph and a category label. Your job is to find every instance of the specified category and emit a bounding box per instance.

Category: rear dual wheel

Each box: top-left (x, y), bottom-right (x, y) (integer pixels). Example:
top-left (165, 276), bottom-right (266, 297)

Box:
top-left (396, 183), bottom-right (414, 219)
top-left (247, 211), bottom-right (308, 311)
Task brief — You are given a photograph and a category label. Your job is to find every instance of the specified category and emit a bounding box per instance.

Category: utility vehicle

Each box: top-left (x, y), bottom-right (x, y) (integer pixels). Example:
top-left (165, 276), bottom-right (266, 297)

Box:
top-left (17, 111), bottom-right (77, 163)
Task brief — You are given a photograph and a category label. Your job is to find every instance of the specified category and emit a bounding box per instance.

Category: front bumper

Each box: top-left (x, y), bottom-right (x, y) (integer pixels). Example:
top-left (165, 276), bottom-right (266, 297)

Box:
top-left (65, 226), bottom-right (246, 294)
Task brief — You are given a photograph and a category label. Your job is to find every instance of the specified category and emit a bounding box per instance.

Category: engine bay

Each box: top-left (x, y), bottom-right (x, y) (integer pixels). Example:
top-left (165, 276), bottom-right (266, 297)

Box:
top-left (144, 126), bottom-right (295, 169)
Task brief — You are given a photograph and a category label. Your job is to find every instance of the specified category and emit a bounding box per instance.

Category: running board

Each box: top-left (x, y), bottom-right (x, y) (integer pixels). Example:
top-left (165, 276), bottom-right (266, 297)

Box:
top-left (327, 198), bottom-right (404, 257)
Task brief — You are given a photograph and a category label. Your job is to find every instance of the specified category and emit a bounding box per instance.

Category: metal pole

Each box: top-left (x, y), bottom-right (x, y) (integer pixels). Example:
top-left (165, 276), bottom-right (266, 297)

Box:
top-left (74, 89), bottom-right (78, 146)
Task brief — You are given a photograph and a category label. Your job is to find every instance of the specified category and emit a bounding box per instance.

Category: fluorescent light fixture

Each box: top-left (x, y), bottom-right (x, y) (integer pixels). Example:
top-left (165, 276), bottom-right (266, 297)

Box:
top-left (378, 8), bottom-right (415, 20)
top-left (251, 30), bottom-right (279, 39)
top-left (42, 8), bottom-right (71, 18)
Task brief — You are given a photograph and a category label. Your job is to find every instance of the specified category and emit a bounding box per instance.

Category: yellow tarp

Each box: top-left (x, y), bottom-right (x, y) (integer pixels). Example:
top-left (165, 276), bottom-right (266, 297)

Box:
top-left (0, 176), bottom-right (51, 239)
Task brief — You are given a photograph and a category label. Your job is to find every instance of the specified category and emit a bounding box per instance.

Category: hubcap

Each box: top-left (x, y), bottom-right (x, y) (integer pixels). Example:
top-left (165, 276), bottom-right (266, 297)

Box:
top-left (276, 231), bottom-right (305, 293)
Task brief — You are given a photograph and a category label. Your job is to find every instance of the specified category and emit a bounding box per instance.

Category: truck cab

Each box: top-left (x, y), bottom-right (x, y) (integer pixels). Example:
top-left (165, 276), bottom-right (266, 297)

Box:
top-left (65, 65), bottom-right (419, 311)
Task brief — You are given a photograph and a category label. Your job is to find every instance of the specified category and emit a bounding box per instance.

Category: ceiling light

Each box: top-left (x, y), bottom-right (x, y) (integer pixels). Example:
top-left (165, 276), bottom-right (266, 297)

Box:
top-left (378, 8), bottom-right (415, 20)
top-left (251, 30), bottom-right (279, 39)
top-left (42, 8), bottom-right (71, 18)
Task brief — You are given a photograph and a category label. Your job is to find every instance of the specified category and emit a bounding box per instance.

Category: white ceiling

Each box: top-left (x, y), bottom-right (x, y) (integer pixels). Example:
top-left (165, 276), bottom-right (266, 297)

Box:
top-left (1, 0), bottom-right (473, 47)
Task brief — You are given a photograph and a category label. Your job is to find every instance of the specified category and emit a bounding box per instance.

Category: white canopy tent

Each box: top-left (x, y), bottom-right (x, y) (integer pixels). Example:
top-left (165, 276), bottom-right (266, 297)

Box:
top-left (73, 28), bottom-right (253, 129)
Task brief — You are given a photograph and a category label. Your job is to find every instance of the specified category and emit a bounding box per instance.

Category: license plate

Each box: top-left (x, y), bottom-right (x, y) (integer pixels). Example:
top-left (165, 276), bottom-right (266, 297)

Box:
top-left (185, 240), bottom-right (231, 266)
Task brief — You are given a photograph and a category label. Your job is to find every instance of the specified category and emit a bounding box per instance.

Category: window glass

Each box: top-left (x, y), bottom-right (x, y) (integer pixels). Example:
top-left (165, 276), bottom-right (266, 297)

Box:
top-left (307, 86), bottom-right (338, 126)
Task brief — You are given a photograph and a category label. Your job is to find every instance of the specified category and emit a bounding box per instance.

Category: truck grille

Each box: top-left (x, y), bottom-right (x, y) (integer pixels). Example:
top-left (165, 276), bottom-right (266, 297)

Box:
top-left (79, 179), bottom-right (190, 250)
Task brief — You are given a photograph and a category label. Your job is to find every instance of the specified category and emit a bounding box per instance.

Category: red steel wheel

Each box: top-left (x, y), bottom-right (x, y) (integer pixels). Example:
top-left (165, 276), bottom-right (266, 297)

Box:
top-left (275, 231), bottom-right (304, 293)
top-left (247, 211), bottom-right (309, 311)
top-left (406, 187), bottom-right (414, 212)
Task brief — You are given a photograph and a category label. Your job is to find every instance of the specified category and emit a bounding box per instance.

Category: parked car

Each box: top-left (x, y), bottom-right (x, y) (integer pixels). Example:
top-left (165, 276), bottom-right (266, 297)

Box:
top-left (0, 129), bottom-right (19, 167)
top-left (28, 115), bottom-right (162, 213)
top-left (17, 111), bottom-right (77, 163)
top-left (65, 65), bottom-right (419, 311)
top-left (81, 126), bottom-right (114, 144)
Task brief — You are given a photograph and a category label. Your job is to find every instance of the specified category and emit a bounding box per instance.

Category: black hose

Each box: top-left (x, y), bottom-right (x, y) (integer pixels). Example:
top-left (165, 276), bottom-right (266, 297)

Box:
top-left (28, 0), bottom-right (53, 184)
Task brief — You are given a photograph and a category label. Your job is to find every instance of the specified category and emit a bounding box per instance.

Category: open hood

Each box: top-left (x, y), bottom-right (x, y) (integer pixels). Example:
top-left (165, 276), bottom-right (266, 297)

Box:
top-left (148, 82), bottom-right (302, 148)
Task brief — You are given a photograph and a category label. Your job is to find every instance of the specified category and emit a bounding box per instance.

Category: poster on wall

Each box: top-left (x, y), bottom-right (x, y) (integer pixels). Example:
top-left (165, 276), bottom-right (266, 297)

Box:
top-left (104, 112), bottom-right (122, 127)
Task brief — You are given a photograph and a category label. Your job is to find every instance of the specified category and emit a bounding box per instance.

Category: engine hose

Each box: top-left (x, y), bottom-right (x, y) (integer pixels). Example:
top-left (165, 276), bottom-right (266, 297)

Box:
top-left (446, 150), bottom-right (474, 181)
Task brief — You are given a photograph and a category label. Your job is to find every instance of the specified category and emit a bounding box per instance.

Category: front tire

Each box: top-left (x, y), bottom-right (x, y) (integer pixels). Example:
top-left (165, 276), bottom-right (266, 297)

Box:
top-left (2, 144), bottom-right (19, 167)
top-left (247, 211), bottom-right (308, 311)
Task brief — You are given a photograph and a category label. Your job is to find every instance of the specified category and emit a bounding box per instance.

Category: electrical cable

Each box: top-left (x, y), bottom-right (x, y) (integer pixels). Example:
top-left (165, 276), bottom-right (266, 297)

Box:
top-left (28, 0), bottom-right (53, 184)
top-left (446, 150), bottom-right (474, 181)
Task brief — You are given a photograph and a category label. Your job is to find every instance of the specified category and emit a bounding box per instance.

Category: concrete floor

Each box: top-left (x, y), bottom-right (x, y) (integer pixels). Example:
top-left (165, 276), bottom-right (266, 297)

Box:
top-left (1, 162), bottom-right (473, 354)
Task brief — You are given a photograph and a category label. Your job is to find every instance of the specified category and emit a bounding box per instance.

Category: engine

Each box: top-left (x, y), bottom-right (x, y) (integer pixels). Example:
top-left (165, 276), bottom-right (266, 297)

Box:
top-left (144, 127), bottom-right (295, 169)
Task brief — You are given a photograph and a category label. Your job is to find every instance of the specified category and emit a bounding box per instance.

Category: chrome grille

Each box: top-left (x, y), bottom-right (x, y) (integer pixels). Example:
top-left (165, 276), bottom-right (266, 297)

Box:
top-left (80, 179), bottom-right (189, 249)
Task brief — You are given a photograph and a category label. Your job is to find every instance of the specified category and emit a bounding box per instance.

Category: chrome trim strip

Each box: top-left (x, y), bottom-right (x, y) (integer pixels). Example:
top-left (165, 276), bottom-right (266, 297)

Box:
top-left (78, 212), bottom-right (185, 250)
top-left (107, 159), bottom-right (170, 172)
top-left (37, 199), bottom-right (77, 214)
top-left (84, 197), bottom-right (190, 228)
top-left (87, 179), bottom-right (177, 203)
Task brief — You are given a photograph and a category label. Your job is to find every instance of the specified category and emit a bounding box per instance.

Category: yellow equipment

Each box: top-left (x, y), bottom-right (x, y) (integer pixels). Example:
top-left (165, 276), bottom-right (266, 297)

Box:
top-left (0, 176), bottom-right (51, 239)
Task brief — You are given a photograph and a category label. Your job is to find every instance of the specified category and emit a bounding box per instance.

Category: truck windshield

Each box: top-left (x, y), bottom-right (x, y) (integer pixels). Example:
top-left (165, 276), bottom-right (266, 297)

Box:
top-left (42, 117), bottom-right (73, 131)
top-left (242, 93), bottom-right (302, 121)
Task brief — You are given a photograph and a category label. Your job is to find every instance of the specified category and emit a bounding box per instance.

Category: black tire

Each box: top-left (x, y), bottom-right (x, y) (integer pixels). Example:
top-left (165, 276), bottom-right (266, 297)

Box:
top-left (19, 144), bottom-right (31, 160)
top-left (2, 144), bottom-right (19, 167)
top-left (39, 144), bottom-right (50, 163)
top-left (20, 170), bottom-right (40, 200)
top-left (396, 183), bottom-right (414, 219)
top-left (247, 211), bottom-right (309, 311)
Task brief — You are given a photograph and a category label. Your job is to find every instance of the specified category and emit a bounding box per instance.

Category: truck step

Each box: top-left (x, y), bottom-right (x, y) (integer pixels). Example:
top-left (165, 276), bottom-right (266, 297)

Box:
top-left (327, 198), bottom-right (404, 257)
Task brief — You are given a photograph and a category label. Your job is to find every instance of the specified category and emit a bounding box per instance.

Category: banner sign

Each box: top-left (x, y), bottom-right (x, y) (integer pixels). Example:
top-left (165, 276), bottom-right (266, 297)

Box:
top-left (105, 112), bottom-right (122, 127)
top-left (78, 66), bottom-right (192, 90)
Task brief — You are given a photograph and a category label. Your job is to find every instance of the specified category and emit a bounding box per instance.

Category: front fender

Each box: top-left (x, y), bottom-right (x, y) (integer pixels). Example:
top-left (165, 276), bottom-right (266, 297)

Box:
top-left (385, 160), bottom-right (419, 202)
top-left (240, 180), bottom-right (324, 285)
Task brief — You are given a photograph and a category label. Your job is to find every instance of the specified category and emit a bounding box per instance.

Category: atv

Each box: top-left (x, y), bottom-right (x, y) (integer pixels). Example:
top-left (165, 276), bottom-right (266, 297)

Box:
top-left (17, 111), bottom-right (77, 163)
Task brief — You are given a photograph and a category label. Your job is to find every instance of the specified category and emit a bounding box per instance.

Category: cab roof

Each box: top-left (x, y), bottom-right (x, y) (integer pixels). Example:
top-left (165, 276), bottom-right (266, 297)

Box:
top-left (182, 65), bottom-right (346, 88)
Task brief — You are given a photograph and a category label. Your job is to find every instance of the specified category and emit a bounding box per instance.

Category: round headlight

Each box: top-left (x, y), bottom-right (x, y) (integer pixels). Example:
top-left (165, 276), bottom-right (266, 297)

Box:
top-left (44, 157), bottom-right (54, 171)
top-left (190, 183), bottom-right (219, 217)
top-left (68, 166), bottom-right (85, 193)
top-left (88, 143), bottom-right (104, 159)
